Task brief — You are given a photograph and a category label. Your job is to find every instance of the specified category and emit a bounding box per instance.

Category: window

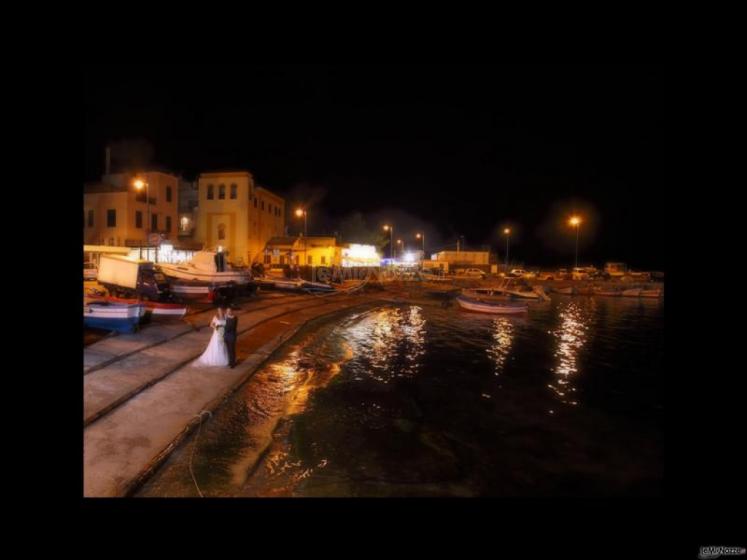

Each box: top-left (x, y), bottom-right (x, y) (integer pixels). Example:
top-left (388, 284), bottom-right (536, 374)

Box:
top-left (321, 255), bottom-right (326, 264)
top-left (207, 184), bottom-right (214, 199)
top-left (279, 256), bottom-right (285, 265)
top-left (166, 186), bottom-right (172, 203)
top-left (218, 223), bottom-right (226, 240)
top-left (307, 255), bottom-right (313, 265)
top-left (219, 184), bottom-right (225, 199)
top-left (107, 209), bottom-right (116, 228)
top-left (254, 197), bottom-right (257, 208)
top-left (264, 254), bottom-right (271, 264)
top-left (268, 203), bottom-right (272, 214)
top-left (261, 200), bottom-right (265, 210)
top-left (151, 214), bottom-right (158, 232)
top-left (230, 184), bottom-right (237, 199)
top-left (135, 211), bottom-right (143, 229)
top-left (87, 209), bottom-right (94, 227)
top-left (165, 216), bottom-right (171, 232)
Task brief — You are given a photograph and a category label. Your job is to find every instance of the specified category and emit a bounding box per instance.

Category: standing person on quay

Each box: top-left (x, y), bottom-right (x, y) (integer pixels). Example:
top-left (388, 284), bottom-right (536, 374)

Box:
top-left (223, 306), bottom-right (238, 368)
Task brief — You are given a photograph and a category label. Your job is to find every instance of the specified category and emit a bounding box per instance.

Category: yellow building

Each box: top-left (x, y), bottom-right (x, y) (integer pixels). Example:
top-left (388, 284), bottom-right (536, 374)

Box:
top-left (430, 250), bottom-right (490, 265)
top-left (83, 171), bottom-right (179, 248)
top-left (263, 236), bottom-right (341, 267)
top-left (194, 171), bottom-right (286, 267)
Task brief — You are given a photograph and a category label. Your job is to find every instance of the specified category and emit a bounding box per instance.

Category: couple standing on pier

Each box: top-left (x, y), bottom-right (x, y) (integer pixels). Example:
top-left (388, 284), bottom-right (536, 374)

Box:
top-left (196, 307), bottom-right (238, 368)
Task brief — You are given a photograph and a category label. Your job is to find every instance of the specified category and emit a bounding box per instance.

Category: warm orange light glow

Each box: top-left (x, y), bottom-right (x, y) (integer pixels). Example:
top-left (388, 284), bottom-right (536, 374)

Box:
top-left (397, 239), bottom-right (402, 244)
top-left (295, 208), bottom-right (305, 217)
top-left (133, 179), bottom-right (146, 190)
top-left (383, 225), bottom-right (390, 231)
top-left (504, 228), bottom-right (511, 235)
top-left (569, 215), bottom-right (581, 227)
top-left (416, 233), bottom-right (422, 239)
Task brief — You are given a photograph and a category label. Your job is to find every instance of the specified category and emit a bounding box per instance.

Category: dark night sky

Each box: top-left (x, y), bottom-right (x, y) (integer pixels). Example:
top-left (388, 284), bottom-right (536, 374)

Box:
top-left (84, 64), bottom-right (667, 269)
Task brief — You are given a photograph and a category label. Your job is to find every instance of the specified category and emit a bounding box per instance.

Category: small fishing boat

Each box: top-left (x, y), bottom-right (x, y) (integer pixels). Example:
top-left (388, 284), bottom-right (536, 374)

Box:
top-left (101, 296), bottom-right (188, 318)
top-left (622, 288), bottom-right (642, 297)
top-left (593, 287), bottom-right (622, 297)
top-left (639, 288), bottom-right (663, 298)
top-left (462, 288), bottom-right (516, 302)
top-left (83, 301), bottom-right (145, 333)
top-left (170, 281), bottom-right (215, 302)
top-left (456, 295), bottom-right (528, 314)
top-left (158, 251), bottom-right (251, 285)
top-left (420, 272), bottom-right (452, 282)
top-left (555, 286), bottom-right (576, 295)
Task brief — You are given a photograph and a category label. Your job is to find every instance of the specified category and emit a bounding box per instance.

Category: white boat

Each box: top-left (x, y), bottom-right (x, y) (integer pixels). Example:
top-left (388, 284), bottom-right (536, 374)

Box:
top-left (462, 288), bottom-right (515, 302)
top-left (456, 295), bottom-right (528, 314)
top-left (555, 286), bottom-right (576, 295)
top-left (420, 272), bottom-right (452, 282)
top-left (622, 289), bottom-right (642, 297)
top-left (640, 289), bottom-right (663, 298)
top-left (83, 301), bottom-right (145, 333)
top-left (158, 251), bottom-right (251, 285)
top-left (170, 282), bottom-right (215, 302)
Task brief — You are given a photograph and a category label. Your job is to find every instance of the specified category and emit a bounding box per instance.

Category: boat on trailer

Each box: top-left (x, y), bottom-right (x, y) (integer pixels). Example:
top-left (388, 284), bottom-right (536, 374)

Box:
top-left (456, 295), bottom-right (528, 314)
top-left (83, 301), bottom-right (145, 333)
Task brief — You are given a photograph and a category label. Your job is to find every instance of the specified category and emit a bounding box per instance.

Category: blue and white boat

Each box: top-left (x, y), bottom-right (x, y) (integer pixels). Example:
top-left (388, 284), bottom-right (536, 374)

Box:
top-left (83, 301), bottom-right (145, 333)
top-left (456, 295), bottom-right (528, 314)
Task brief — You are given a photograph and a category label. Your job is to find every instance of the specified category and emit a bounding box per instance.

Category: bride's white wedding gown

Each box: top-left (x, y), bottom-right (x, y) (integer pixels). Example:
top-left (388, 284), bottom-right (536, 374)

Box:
top-left (197, 317), bottom-right (230, 366)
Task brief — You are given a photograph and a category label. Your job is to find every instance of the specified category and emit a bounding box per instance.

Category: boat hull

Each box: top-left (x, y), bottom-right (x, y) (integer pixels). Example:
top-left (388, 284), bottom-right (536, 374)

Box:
top-left (456, 296), bottom-right (528, 314)
top-left (83, 303), bottom-right (144, 333)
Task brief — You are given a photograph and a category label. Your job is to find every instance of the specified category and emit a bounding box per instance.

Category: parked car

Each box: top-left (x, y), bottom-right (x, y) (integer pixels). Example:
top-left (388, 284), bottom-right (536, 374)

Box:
top-left (83, 262), bottom-right (98, 280)
top-left (572, 266), bottom-right (598, 280)
top-left (458, 268), bottom-right (487, 279)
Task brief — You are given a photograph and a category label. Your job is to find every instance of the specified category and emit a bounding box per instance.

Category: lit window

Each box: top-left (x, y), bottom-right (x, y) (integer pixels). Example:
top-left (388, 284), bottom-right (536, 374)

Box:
top-left (307, 255), bottom-right (313, 265)
top-left (207, 184), bottom-right (214, 199)
top-left (219, 184), bottom-right (225, 199)
top-left (321, 255), bottom-right (326, 264)
top-left (230, 184), bottom-right (237, 199)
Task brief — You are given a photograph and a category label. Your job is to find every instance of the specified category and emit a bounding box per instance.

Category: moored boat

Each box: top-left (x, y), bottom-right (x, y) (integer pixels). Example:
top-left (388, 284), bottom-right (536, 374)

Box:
top-left (593, 287), bottom-right (622, 296)
top-left (100, 296), bottom-right (188, 318)
top-left (639, 288), bottom-right (663, 298)
top-left (83, 302), bottom-right (144, 333)
top-left (462, 288), bottom-right (515, 302)
top-left (158, 251), bottom-right (251, 285)
top-left (456, 295), bottom-right (528, 314)
top-left (622, 288), bottom-right (642, 297)
top-left (555, 286), bottom-right (576, 295)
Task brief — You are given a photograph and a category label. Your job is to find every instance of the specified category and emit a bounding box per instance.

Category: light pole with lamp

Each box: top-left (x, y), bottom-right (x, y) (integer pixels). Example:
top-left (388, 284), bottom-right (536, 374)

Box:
top-left (133, 178), bottom-right (150, 260)
top-left (397, 239), bottom-right (403, 260)
top-left (415, 232), bottom-right (425, 258)
top-left (569, 215), bottom-right (582, 269)
top-left (295, 208), bottom-right (307, 276)
top-left (383, 225), bottom-right (394, 260)
top-left (503, 228), bottom-right (511, 273)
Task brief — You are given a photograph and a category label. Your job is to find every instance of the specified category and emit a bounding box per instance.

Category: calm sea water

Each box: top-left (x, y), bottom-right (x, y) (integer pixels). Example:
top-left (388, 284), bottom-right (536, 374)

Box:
top-left (137, 294), bottom-right (664, 497)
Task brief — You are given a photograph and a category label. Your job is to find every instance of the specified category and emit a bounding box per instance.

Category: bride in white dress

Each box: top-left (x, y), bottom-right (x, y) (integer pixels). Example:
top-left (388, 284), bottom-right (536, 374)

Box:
top-left (196, 308), bottom-right (230, 366)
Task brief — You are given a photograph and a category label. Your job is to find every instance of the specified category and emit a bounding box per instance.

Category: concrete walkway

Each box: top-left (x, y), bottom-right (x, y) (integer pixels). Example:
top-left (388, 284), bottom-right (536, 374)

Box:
top-left (84, 293), bottom-right (361, 426)
top-left (83, 292), bottom-right (385, 497)
top-left (83, 293), bottom-right (314, 374)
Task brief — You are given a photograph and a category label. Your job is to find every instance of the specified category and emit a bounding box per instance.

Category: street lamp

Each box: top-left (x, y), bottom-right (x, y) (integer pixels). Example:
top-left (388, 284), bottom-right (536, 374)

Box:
top-left (503, 228), bottom-right (511, 272)
top-left (133, 178), bottom-right (150, 259)
top-left (415, 233), bottom-right (425, 256)
top-left (568, 215), bottom-right (582, 269)
top-left (397, 239), bottom-right (403, 260)
top-left (295, 208), bottom-right (308, 274)
top-left (383, 225), bottom-right (394, 259)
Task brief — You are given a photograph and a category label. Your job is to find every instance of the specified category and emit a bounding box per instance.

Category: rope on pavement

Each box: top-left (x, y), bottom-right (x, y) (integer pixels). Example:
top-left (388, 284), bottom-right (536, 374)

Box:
top-left (188, 410), bottom-right (213, 498)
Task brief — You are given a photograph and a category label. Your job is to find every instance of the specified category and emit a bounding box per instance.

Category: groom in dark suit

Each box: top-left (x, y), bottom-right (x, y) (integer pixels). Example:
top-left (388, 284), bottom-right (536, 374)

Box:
top-left (223, 307), bottom-right (238, 368)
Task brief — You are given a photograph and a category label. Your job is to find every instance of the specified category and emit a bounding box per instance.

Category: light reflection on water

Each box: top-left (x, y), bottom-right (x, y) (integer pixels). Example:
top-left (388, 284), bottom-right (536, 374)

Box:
top-left (486, 317), bottom-right (515, 375)
top-left (137, 295), bottom-right (663, 497)
top-left (548, 301), bottom-right (593, 408)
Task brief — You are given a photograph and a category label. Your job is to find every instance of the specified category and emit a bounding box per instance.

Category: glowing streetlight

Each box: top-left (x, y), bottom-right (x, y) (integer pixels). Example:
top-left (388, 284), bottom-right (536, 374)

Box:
top-left (383, 225), bottom-right (394, 259)
top-left (415, 232), bottom-right (425, 255)
top-left (133, 177), bottom-right (151, 259)
top-left (503, 228), bottom-right (511, 272)
top-left (568, 215), bottom-right (582, 269)
top-left (295, 208), bottom-right (308, 273)
top-left (397, 239), bottom-right (403, 260)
